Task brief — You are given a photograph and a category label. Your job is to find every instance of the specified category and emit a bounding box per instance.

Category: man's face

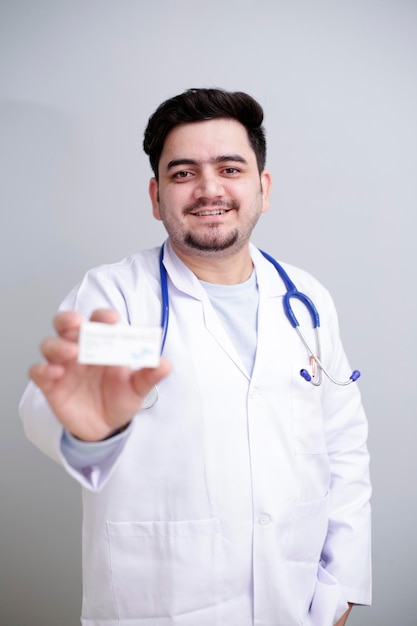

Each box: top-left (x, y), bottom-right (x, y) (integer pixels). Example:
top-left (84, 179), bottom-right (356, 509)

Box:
top-left (149, 119), bottom-right (271, 261)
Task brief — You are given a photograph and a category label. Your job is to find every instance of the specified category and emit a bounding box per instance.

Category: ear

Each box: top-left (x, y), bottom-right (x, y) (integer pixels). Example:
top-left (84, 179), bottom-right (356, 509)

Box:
top-left (260, 170), bottom-right (272, 214)
top-left (149, 178), bottom-right (162, 220)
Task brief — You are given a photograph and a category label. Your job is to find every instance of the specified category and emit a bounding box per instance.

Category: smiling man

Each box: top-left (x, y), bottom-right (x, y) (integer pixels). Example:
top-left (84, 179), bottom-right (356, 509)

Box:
top-left (20, 88), bottom-right (371, 626)
top-left (150, 118), bottom-right (271, 273)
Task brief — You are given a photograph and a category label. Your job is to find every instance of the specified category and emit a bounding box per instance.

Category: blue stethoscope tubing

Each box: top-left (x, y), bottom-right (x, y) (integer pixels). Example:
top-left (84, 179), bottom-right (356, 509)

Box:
top-left (158, 244), bottom-right (360, 387)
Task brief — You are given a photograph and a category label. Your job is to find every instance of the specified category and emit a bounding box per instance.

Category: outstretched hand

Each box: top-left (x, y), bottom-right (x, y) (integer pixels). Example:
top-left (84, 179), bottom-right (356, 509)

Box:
top-left (29, 309), bottom-right (171, 441)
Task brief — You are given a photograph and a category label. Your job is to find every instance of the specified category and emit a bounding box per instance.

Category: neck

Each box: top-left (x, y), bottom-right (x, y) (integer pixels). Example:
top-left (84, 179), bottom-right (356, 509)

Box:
top-left (169, 241), bottom-right (253, 285)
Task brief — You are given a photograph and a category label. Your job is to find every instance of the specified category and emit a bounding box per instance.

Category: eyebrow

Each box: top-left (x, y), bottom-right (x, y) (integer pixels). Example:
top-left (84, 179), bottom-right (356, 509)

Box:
top-left (166, 154), bottom-right (248, 171)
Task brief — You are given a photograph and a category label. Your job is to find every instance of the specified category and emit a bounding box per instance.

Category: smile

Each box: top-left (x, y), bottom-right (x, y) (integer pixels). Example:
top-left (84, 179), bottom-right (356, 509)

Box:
top-left (192, 209), bottom-right (230, 216)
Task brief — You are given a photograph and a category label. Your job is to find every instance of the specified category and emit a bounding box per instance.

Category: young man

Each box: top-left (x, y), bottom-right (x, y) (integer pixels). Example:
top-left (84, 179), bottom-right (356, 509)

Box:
top-left (20, 88), bottom-right (371, 626)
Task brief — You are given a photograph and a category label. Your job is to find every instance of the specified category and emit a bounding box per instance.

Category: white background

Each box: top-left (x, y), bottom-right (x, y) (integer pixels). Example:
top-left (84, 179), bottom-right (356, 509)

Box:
top-left (1, 1), bottom-right (416, 624)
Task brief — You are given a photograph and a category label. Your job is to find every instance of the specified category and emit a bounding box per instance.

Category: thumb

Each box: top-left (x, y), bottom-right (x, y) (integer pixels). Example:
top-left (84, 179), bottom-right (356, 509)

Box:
top-left (131, 358), bottom-right (172, 399)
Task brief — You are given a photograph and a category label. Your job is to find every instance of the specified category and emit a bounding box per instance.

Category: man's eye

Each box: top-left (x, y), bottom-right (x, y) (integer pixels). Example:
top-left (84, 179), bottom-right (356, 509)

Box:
top-left (173, 171), bottom-right (192, 179)
top-left (223, 167), bottom-right (239, 175)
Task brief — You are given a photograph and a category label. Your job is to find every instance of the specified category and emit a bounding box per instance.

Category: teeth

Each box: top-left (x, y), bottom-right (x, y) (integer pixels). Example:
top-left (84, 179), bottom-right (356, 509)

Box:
top-left (194, 209), bottom-right (227, 216)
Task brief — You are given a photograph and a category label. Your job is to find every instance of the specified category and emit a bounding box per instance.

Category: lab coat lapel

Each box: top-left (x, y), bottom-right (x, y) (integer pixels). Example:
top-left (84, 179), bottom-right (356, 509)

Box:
top-left (250, 246), bottom-right (298, 386)
top-left (162, 241), bottom-right (250, 378)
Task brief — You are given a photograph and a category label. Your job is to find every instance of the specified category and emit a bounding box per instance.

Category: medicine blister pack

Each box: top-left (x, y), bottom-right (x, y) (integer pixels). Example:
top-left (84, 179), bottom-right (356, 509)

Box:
top-left (78, 322), bottom-right (162, 369)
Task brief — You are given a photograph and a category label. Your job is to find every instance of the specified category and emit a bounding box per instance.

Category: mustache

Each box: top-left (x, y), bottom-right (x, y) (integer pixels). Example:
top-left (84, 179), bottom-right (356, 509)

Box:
top-left (184, 198), bottom-right (239, 214)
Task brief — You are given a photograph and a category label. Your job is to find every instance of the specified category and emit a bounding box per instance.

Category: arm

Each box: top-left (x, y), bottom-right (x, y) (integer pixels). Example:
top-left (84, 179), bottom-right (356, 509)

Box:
top-left (319, 289), bottom-right (372, 607)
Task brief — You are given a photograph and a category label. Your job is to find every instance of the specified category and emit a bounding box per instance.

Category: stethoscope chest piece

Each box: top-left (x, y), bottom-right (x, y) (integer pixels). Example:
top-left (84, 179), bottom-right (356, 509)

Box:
top-left (142, 385), bottom-right (159, 410)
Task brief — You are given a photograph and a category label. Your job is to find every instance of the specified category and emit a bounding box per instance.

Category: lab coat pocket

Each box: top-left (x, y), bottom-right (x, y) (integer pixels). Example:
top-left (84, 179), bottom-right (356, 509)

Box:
top-left (305, 563), bottom-right (348, 626)
top-left (288, 493), bottom-right (330, 563)
top-left (293, 382), bottom-right (326, 454)
top-left (107, 517), bottom-right (223, 622)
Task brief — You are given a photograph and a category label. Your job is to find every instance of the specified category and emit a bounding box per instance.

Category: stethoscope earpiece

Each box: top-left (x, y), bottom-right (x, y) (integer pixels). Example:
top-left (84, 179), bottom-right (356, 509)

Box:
top-left (300, 369), bottom-right (312, 382)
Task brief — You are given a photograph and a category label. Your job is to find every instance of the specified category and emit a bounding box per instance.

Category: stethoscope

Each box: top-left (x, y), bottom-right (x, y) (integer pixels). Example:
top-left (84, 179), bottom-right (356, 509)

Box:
top-left (142, 244), bottom-right (360, 408)
top-left (258, 249), bottom-right (360, 386)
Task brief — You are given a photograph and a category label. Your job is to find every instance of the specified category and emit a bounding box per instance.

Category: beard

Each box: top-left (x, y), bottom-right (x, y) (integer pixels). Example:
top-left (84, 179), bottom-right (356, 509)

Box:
top-left (179, 198), bottom-right (239, 252)
top-left (184, 225), bottom-right (239, 252)
top-left (157, 189), bottom-right (264, 257)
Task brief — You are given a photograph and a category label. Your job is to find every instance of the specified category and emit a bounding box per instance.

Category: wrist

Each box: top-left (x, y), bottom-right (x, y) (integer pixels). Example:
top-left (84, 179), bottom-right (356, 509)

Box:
top-left (69, 421), bottom-right (131, 443)
top-left (102, 422), bottom-right (131, 440)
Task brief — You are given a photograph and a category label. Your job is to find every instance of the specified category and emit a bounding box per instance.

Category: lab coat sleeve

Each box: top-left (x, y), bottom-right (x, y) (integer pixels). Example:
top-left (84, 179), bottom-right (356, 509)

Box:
top-left (19, 267), bottom-right (139, 491)
top-left (319, 287), bottom-right (372, 607)
top-left (60, 429), bottom-right (129, 471)
top-left (19, 382), bottom-right (134, 490)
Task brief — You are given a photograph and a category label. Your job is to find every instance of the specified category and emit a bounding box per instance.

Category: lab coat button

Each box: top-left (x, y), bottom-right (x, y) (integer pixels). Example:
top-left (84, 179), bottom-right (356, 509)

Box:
top-left (250, 387), bottom-right (260, 399)
top-left (258, 514), bottom-right (271, 525)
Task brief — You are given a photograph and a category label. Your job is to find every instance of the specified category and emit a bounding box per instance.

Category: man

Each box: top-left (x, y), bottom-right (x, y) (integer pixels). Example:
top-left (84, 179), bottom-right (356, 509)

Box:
top-left (20, 88), bottom-right (371, 625)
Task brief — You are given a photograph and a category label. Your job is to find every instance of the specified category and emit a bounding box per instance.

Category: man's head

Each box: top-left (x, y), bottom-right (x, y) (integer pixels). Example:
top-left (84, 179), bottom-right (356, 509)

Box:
top-left (143, 88), bottom-right (266, 180)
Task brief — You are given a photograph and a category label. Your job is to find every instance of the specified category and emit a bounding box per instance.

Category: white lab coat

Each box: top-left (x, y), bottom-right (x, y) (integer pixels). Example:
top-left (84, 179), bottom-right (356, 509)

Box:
top-left (20, 242), bottom-right (371, 626)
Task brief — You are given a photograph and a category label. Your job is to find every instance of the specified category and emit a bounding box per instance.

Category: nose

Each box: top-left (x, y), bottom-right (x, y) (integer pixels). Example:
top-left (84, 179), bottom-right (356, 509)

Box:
top-left (194, 169), bottom-right (224, 199)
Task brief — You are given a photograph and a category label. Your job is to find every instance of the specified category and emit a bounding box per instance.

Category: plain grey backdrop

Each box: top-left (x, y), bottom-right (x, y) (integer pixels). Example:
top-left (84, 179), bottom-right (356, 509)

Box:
top-left (1, 1), bottom-right (416, 624)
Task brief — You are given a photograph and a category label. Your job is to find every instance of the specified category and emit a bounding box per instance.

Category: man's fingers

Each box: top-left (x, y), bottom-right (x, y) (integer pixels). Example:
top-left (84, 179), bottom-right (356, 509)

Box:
top-left (53, 309), bottom-right (119, 343)
top-left (40, 337), bottom-right (78, 363)
top-left (131, 358), bottom-right (172, 399)
top-left (90, 309), bottom-right (119, 324)
top-left (54, 311), bottom-right (84, 341)
top-left (29, 362), bottom-right (66, 391)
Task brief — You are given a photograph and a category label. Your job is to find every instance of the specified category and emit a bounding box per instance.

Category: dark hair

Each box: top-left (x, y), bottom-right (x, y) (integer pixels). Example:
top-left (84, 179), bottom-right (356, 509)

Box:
top-left (143, 88), bottom-right (266, 179)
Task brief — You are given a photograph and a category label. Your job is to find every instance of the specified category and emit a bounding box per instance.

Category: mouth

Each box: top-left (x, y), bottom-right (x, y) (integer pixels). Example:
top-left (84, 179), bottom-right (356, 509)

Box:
top-left (191, 208), bottom-right (230, 217)
top-left (185, 199), bottom-right (238, 218)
